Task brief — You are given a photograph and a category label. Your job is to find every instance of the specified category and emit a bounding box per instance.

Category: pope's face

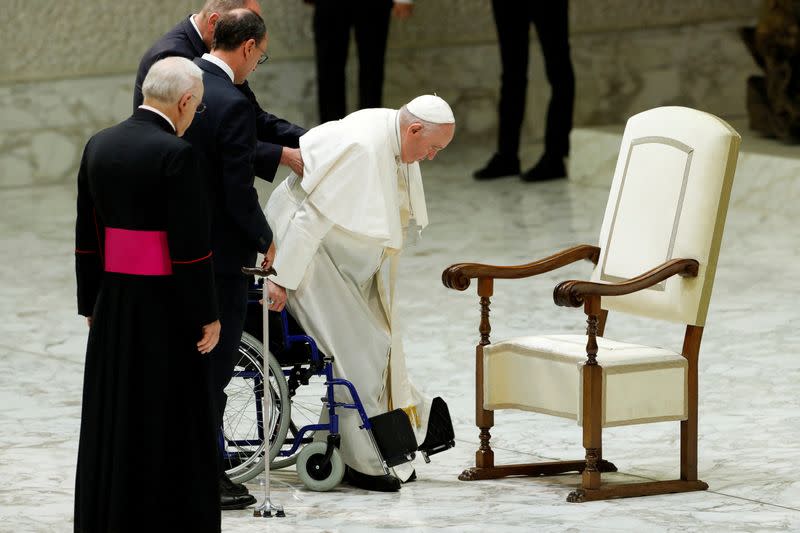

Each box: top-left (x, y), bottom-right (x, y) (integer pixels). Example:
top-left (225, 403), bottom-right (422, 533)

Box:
top-left (400, 123), bottom-right (455, 164)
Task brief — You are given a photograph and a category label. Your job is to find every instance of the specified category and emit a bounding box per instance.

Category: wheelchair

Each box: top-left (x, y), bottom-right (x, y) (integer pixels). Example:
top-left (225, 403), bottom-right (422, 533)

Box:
top-left (219, 281), bottom-right (421, 491)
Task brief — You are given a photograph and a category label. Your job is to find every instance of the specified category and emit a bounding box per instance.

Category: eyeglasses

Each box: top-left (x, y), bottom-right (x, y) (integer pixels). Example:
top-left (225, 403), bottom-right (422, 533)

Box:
top-left (191, 94), bottom-right (206, 114)
top-left (256, 44), bottom-right (269, 65)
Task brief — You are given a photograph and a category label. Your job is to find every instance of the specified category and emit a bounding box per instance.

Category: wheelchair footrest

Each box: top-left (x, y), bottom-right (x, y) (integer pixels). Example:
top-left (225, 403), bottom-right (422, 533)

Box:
top-left (418, 397), bottom-right (455, 459)
top-left (368, 408), bottom-right (418, 468)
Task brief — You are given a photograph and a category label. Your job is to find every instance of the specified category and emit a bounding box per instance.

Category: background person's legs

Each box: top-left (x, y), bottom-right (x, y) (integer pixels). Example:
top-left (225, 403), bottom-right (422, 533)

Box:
top-left (474, 0), bottom-right (531, 179)
top-left (353, 0), bottom-right (393, 111)
top-left (313, 0), bottom-right (354, 123)
top-left (522, 0), bottom-right (574, 181)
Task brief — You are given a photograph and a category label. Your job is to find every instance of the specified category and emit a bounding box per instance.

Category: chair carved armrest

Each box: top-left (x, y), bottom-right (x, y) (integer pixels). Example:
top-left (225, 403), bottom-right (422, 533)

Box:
top-left (553, 258), bottom-right (699, 308)
top-left (442, 245), bottom-right (601, 291)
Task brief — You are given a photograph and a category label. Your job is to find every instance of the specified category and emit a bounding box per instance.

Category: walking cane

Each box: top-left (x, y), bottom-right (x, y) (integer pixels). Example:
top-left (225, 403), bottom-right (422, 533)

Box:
top-left (241, 266), bottom-right (285, 518)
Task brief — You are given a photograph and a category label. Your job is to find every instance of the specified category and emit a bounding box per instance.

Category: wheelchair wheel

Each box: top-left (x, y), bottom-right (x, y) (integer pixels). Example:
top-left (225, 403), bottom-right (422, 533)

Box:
top-left (271, 371), bottom-right (327, 470)
top-left (222, 332), bottom-right (291, 484)
top-left (296, 441), bottom-right (344, 492)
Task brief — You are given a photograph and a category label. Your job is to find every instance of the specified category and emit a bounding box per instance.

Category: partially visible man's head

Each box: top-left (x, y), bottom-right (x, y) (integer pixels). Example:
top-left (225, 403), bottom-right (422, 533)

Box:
top-left (200, 0), bottom-right (261, 15)
top-left (196, 0), bottom-right (262, 48)
top-left (398, 95), bottom-right (456, 164)
top-left (211, 9), bottom-right (268, 84)
top-left (142, 57), bottom-right (204, 136)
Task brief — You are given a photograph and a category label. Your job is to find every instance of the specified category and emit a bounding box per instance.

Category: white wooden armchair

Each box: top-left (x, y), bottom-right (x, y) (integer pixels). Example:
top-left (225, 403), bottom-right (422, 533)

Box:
top-left (443, 107), bottom-right (740, 502)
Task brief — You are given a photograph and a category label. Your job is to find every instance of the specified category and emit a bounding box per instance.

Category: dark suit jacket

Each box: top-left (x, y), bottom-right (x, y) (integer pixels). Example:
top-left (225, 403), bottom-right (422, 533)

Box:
top-left (183, 58), bottom-right (272, 276)
top-left (75, 108), bottom-right (218, 328)
top-left (133, 16), bottom-right (307, 181)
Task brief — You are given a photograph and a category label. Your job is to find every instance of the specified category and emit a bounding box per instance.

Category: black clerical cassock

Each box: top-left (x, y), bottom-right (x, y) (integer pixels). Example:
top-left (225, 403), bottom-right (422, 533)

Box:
top-left (74, 108), bottom-right (220, 533)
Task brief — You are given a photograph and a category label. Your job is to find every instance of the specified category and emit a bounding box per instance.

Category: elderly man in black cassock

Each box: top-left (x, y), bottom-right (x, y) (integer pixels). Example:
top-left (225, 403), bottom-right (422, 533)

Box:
top-left (74, 57), bottom-right (221, 532)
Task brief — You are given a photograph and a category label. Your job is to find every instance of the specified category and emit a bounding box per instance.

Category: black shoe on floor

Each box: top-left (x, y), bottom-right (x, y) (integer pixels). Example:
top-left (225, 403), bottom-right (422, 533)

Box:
top-left (473, 153), bottom-right (520, 180)
top-left (221, 493), bottom-right (257, 510)
top-left (403, 470), bottom-right (417, 483)
top-left (220, 471), bottom-right (249, 497)
top-left (521, 154), bottom-right (567, 182)
top-left (418, 397), bottom-right (455, 459)
top-left (344, 466), bottom-right (401, 492)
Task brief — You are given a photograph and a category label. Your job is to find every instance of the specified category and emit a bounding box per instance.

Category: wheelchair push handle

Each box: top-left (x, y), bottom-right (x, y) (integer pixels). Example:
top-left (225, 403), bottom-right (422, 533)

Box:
top-left (242, 266), bottom-right (277, 278)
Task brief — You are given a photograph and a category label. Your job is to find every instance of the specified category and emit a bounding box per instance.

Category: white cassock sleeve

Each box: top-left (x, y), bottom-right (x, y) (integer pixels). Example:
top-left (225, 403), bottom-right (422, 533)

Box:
top-left (270, 197), bottom-right (334, 291)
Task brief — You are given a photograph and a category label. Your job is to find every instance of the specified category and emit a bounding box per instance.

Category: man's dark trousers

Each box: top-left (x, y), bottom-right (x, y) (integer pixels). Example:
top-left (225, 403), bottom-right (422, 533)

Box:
top-left (492, 0), bottom-right (575, 159)
top-left (312, 0), bottom-right (393, 123)
top-left (208, 274), bottom-right (249, 471)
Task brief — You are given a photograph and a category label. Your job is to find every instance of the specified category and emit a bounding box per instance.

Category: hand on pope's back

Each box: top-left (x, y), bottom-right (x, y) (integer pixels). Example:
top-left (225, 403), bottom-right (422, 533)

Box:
top-left (280, 147), bottom-right (304, 177)
top-left (197, 320), bottom-right (221, 354)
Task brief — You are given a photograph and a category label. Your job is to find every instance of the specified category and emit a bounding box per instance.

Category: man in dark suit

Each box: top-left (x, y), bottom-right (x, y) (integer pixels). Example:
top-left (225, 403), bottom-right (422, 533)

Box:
top-left (474, 1), bottom-right (575, 182)
top-left (182, 8), bottom-right (273, 511)
top-left (75, 56), bottom-right (221, 532)
top-left (135, 0), bottom-right (306, 182)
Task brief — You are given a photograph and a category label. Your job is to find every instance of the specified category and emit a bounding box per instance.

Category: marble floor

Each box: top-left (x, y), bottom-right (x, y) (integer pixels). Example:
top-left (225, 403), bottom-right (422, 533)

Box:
top-left (1, 138), bottom-right (799, 532)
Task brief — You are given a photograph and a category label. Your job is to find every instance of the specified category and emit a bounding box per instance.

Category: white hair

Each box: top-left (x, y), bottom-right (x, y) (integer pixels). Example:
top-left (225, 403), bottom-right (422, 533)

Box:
top-left (142, 57), bottom-right (203, 105)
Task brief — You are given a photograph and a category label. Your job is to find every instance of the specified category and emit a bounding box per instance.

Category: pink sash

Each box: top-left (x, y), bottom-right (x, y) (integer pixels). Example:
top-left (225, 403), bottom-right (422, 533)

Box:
top-left (104, 228), bottom-right (172, 276)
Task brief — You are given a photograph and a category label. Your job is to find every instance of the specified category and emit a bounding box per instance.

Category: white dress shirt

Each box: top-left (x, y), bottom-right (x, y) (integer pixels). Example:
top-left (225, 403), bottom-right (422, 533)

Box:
top-left (200, 53), bottom-right (235, 83)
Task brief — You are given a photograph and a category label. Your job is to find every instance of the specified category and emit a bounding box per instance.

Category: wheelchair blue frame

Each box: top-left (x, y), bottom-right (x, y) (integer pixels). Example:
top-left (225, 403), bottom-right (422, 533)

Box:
top-left (223, 303), bottom-right (375, 464)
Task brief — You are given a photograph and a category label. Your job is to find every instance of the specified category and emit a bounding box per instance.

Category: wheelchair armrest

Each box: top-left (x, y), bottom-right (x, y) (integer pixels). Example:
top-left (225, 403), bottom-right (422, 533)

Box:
top-left (553, 258), bottom-right (699, 308)
top-left (442, 244), bottom-right (600, 291)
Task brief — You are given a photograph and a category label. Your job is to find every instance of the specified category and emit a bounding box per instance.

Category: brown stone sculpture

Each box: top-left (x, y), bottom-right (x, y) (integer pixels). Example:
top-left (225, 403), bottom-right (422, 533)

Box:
top-left (742, 0), bottom-right (800, 139)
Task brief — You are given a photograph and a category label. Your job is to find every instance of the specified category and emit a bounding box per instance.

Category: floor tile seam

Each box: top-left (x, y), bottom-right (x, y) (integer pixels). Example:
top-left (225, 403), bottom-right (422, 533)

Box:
top-left (0, 183), bottom-right (73, 193)
top-left (0, 344), bottom-right (82, 366)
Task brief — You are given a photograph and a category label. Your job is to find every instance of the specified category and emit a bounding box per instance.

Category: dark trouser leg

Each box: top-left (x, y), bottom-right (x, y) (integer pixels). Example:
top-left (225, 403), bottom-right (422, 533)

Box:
top-left (209, 275), bottom-right (249, 470)
top-left (353, 0), bottom-right (393, 110)
top-left (492, 0), bottom-right (532, 158)
top-left (313, 0), bottom-right (353, 123)
top-left (531, 1), bottom-right (575, 159)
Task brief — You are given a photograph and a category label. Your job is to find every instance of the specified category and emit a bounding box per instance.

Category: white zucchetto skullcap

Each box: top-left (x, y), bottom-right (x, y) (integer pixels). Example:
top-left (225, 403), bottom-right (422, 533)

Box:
top-left (406, 94), bottom-right (455, 124)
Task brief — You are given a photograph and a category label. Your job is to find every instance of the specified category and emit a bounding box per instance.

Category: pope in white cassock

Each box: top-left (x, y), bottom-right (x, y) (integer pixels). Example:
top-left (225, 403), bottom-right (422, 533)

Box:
top-left (264, 95), bottom-right (456, 492)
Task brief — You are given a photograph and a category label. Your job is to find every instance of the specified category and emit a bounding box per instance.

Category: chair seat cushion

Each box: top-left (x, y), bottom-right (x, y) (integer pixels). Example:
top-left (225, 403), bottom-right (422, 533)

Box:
top-left (483, 335), bottom-right (688, 427)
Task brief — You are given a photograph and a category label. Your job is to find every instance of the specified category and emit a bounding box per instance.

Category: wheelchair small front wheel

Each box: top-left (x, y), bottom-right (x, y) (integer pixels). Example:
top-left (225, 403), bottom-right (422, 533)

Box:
top-left (296, 441), bottom-right (344, 492)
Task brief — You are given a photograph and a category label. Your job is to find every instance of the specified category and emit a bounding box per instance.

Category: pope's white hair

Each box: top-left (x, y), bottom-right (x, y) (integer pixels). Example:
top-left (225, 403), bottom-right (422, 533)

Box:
top-left (142, 57), bottom-right (203, 105)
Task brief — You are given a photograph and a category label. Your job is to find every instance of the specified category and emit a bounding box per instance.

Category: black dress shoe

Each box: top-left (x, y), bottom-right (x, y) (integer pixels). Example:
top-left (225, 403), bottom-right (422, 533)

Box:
top-left (344, 466), bottom-right (401, 492)
top-left (220, 471), bottom-right (249, 497)
top-left (221, 493), bottom-right (257, 511)
top-left (418, 397), bottom-right (455, 459)
top-left (521, 154), bottom-right (567, 182)
top-left (473, 153), bottom-right (520, 180)
top-left (403, 470), bottom-right (417, 483)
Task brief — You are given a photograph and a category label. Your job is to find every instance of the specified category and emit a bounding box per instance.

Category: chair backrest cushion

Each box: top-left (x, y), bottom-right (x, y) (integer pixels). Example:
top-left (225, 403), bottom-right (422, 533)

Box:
top-left (590, 107), bottom-right (740, 326)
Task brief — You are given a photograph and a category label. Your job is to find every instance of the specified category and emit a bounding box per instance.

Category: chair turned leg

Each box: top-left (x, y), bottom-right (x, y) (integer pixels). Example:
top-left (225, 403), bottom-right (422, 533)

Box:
top-left (459, 423), bottom-right (495, 481)
top-left (577, 303), bottom-right (603, 493)
top-left (461, 279), bottom-right (496, 480)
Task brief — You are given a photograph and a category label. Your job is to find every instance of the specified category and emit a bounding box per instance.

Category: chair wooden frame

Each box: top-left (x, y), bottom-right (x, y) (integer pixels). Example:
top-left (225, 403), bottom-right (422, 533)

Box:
top-left (442, 244), bottom-right (707, 502)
